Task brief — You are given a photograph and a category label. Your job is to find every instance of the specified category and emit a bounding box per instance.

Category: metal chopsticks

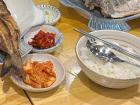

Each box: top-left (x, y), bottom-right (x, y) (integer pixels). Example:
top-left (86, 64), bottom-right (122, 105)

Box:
top-left (23, 89), bottom-right (34, 105)
top-left (74, 28), bottom-right (140, 61)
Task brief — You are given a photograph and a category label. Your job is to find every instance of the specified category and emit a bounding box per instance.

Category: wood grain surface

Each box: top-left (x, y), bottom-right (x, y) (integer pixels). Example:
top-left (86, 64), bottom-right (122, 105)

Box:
top-left (1, 0), bottom-right (140, 105)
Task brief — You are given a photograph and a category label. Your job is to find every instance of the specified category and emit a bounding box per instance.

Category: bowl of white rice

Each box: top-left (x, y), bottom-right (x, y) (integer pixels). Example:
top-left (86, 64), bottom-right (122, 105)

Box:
top-left (76, 30), bottom-right (140, 89)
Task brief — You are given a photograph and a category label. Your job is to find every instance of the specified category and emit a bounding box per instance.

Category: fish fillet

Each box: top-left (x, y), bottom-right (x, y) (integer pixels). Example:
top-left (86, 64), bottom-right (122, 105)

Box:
top-left (83, 0), bottom-right (140, 18)
top-left (0, 0), bottom-right (24, 78)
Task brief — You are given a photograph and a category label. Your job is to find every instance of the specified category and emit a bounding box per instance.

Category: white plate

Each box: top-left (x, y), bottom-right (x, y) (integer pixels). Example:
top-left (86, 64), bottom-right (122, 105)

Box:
top-left (4, 0), bottom-right (45, 37)
top-left (11, 54), bottom-right (66, 92)
top-left (59, 0), bottom-right (140, 31)
top-left (24, 25), bottom-right (63, 53)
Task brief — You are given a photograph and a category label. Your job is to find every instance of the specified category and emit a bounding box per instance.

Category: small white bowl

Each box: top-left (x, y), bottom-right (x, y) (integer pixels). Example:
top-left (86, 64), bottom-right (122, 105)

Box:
top-left (76, 30), bottom-right (140, 89)
top-left (24, 25), bottom-right (63, 53)
top-left (11, 54), bottom-right (66, 92)
top-left (37, 5), bottom-right (61, 25)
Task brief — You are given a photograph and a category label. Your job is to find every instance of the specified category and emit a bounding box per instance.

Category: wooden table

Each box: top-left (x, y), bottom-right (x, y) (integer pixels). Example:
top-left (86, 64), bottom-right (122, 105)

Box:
top-left (1, 0), bottom-right (140, 105)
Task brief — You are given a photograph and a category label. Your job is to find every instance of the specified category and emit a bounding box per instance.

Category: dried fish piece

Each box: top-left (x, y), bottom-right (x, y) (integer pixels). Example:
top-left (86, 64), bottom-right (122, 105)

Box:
top-left (0, 0), bottom-right (24, 78)
top-left (83, 0), bottom-right (140, 18)
top-left (83, 0), bottom-right (100, 9)
top-left (0, 0), bottom-right (10, 16)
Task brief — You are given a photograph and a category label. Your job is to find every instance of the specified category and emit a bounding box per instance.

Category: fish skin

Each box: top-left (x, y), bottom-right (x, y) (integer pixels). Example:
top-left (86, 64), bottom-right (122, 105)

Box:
top-left (83, 0), bottom-right (99, 9)
top-left (0, 54), bottom-right (11, 77)
top-left (0, 0), bottom-right (10, 16)
top-left (0, 0), bottom-right (24, 78)
top-left (83, 0), bottom-right (140, 18)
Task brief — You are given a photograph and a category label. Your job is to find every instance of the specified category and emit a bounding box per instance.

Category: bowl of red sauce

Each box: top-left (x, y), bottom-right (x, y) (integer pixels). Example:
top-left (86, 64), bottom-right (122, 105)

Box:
top-left (24, 25), bottom-right (63, 53)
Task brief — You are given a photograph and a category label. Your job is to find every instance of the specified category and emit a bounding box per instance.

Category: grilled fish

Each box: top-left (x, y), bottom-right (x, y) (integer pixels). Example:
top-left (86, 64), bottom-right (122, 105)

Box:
top-left (83, 0), bottom-right (99, 10)
top-left (83, 0), bottom-right (140, 18)
top-left (0, 0), bottom-right (24, 78)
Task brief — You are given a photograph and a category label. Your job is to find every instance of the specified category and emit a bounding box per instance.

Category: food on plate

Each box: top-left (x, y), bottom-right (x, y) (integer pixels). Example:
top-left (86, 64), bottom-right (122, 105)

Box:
top-left (23, 60), bottom-right (56, 88)
top-left (0, 0), bottom-right (24, 77)
top-left (79, 41), bottom-right (140, 79)
top-left (84, 0), bottom-right (100, 10)
top-left (28, 30), bottom-right (56, 49)
top-left (83, 0), bottom-right (140, 18)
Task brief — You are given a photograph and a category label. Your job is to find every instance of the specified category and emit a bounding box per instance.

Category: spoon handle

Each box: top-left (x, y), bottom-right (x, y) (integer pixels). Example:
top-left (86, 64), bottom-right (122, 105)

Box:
top-left (74, 28), bottom-right (140, 61)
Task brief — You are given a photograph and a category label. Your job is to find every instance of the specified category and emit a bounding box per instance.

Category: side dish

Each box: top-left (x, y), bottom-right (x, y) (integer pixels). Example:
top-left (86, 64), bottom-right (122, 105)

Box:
top-left (28, 30), bottom-right (56, 49)
top-left (23, 60), bottom-right (56, 88)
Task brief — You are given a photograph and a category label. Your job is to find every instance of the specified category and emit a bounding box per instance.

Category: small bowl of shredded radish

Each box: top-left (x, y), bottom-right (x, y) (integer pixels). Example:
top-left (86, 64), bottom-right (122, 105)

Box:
top-left (11, 54), bottom-right (66, 92)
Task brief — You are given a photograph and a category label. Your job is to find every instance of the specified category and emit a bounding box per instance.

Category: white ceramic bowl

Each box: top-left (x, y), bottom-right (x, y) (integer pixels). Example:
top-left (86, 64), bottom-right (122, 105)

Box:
top-left (4, 0), bottom-right (45, 37)
top-left (76, 30), bottom-right (140, 89)
top-left (24, 25), bottom-right (63, 53)
top-left (37, 5), bottom-right (61, 25)
top-left (11, 54), bottom-right (66, 92)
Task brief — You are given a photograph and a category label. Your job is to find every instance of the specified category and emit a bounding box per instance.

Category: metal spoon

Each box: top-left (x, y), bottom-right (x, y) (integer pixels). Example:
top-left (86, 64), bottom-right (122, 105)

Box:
top-left (86, 40), bottom-right (140, 68)
top-left (74, 28), bottom-right (140, 61)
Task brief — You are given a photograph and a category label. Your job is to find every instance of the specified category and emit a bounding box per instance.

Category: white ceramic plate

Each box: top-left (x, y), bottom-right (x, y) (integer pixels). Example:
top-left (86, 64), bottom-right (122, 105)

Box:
top-left (37, 5), bottom-right (61, 25)
top-left (24, 25), bottom-right (63, 53)
top-left (59, 0), bottom-right (140, 31)
top-left (11, 54), bottom-right (66, 92)
top-left (4, 0), bottom-right (45, 37)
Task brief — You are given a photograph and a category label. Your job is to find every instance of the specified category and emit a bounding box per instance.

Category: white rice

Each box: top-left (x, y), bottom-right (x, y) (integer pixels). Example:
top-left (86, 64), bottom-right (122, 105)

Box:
top-left (79, 46), bottom-right (140, 79)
